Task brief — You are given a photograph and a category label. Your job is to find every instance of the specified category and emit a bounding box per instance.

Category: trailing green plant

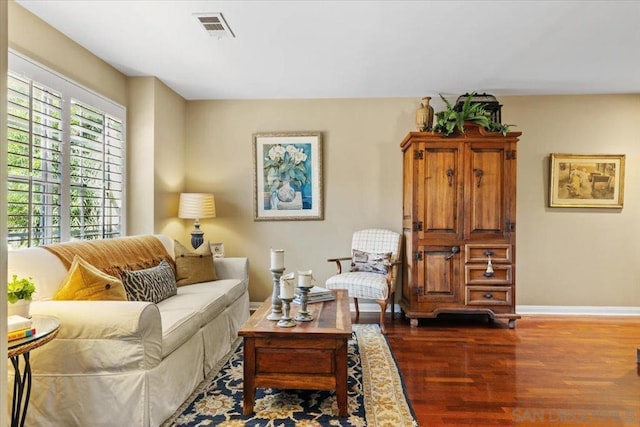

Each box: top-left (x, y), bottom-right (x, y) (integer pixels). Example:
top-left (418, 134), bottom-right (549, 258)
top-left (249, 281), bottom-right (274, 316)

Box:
top-left (432, 92), bottom-right (514, 136)
top-left (484, 121), bottom-right (515, 136)
top-left (8, 275), bottom-right (36, 304)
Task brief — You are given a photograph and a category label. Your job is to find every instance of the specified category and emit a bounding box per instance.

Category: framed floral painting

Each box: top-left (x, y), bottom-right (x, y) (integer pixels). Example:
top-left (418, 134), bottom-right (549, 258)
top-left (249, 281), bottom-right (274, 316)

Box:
top-left (253, 132), bottom-right (323, 221)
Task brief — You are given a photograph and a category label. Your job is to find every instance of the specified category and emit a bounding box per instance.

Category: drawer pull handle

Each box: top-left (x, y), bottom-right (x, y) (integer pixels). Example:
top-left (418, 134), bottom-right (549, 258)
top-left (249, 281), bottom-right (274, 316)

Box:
top-left (484, 254), bottom-right (494, 277)
top-left (483, 293), bottom-right (493, 299)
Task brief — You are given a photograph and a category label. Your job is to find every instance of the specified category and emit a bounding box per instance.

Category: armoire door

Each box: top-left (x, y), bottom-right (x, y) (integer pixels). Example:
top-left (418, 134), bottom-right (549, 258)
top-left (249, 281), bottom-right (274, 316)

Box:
top-left (414, 245), bottom-right (461, 304)
top-left (464, 142), bottom-right (516, 240)
top-left (416, 142), bottom-right (464, 241)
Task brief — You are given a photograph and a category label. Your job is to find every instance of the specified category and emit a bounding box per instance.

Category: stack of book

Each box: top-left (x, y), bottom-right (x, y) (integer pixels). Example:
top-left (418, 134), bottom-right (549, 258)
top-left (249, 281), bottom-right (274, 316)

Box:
top-left (294, 286), bottom-right (335, 304)
top-left (8, 315), bottom-right (36, 342)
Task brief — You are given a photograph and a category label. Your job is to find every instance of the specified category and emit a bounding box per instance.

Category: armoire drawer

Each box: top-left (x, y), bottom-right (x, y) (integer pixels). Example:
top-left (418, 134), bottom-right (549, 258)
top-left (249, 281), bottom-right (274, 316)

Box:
top-left (465, 264), bottom-right (512, 285)
top-left (465, 244), bottom-right (512, 263)
top-left (465, 286), bottom-right (512, 306)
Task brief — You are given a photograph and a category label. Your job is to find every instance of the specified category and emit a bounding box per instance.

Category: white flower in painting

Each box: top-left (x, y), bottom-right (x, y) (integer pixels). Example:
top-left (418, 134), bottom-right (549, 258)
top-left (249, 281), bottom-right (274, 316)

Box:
top-left (285, 144), bottom-right (298, 155)
top-left (263, 143), bottom-right (309, 192)
top-left (291, 149), bottom-right (308, 165)
top-left (267, 145), bottom-right (285, 161)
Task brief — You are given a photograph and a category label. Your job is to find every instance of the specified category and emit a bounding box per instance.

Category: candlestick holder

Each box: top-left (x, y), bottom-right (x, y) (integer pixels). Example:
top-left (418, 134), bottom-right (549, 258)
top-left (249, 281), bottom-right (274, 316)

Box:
top-left (294, 286), bottom-right (313, 322)
top-left (267, 268), bottom-right (284, 321)
top-left (277, 297), bottom-right (296, 328)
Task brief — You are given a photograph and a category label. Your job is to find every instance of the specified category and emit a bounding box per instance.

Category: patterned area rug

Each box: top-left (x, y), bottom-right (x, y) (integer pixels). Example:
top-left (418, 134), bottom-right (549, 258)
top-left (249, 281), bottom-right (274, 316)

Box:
top-left (162, 324), bottom-right (417, 426)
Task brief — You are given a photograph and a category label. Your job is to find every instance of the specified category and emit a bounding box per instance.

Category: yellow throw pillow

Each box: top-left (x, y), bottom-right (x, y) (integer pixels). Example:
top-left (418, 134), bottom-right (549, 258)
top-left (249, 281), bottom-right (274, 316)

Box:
top-left (174, 240), bottom-right (217, 287)
top-left (54, 255), bottom-right (127, 301)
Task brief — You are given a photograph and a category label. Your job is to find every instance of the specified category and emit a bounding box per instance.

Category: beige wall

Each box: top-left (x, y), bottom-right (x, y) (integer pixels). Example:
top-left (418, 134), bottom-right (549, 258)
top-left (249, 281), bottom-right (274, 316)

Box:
top-left (152, 79), bottom-right (186, 237)
top-left (126, 77), bottom-right (156, 235)
top-left (126, 76), bottom-right (186, 236)
top-left (8, 1), bottom-right (126, 106)
top-left (6, 1), bottom-right (640, 309)
top-left (504, 95), bottom-right (640, 306)
top-left (185, 99), bottom-right (410, 301)
top-left (185, 96), bottom-right (640, 308)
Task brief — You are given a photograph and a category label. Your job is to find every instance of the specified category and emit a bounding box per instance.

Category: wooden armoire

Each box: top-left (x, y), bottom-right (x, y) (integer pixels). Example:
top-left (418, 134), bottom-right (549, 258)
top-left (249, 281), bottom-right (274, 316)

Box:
top-left (399, 123), bottom-right (521, 328)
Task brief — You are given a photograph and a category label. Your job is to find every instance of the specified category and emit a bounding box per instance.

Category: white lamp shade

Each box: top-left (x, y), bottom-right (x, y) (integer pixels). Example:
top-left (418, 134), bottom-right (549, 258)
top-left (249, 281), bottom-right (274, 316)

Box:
top-left (178, 193), bottom-right (216, 219)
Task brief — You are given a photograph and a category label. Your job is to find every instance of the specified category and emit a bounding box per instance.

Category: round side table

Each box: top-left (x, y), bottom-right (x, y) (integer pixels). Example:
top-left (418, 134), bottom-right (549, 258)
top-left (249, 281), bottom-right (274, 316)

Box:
top-left (8, 315), bottom-right (60, 427)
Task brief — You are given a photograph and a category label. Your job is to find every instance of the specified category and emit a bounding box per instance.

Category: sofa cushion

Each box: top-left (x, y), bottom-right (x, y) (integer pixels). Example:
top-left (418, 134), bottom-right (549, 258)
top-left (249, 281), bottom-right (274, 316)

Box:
top-left (187, 279), bottom-right (248, 307)
top-left (155, 278), bottom-right (247, 357)
top-left (174, 240), bottom-right (217, 286)
top-left (156, 307), bottom-right (201, 358)
top-left (122, 260), bottom-right (177, 304)
top-left (54, 256), bottom-right (127, 301)
top-left (158, 285), bottom-right (228, 327)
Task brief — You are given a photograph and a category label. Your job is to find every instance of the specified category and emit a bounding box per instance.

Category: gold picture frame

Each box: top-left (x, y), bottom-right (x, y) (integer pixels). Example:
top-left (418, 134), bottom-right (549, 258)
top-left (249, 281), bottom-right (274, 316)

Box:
top-left (549, 153), bottom-right (625, 208)
top-left (253, 132), bottom-right (323, 221)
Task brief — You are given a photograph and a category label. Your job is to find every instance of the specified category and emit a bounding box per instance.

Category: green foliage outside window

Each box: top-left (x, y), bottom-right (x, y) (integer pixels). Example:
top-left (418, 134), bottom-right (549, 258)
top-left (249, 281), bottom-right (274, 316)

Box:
top-left (7, 73), bottom-right (123, 247)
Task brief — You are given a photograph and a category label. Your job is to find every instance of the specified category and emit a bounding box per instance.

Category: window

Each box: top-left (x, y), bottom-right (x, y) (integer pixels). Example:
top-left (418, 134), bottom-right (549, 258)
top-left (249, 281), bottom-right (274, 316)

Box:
top-left (6, 52), bottom-right (126, 248)
top-left (69, 101), bottom-right (124, 240)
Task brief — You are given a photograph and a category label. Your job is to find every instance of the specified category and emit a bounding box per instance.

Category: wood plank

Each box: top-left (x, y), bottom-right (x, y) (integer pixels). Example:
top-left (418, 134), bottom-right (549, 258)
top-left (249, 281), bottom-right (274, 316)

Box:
top-left (357, 312), bottom-right (640, 426)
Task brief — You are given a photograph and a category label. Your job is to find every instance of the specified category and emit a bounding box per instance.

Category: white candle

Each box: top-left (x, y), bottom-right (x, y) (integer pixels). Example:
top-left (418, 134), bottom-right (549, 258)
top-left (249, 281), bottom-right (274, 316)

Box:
top-left (270, 249), bottom-right (284, 270)
top-left (298, 270), bottom-right (313, 288)
top-left (280, 277), bottom-right (295, 299)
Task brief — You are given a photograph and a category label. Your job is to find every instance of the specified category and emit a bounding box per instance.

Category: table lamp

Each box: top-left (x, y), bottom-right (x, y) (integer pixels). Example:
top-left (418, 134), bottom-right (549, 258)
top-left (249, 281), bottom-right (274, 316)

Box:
top-left (178, 193), bottom-right (216, 249)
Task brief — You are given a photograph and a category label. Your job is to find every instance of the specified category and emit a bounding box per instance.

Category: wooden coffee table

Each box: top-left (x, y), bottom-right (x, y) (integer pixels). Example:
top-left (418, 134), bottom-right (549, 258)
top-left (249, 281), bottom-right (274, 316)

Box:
top-left (239, 289), bottom-right (352, 417)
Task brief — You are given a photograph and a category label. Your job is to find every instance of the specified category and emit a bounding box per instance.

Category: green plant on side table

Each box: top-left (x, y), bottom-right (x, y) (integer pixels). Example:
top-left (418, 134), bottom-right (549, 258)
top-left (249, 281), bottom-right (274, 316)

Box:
top-left (8, 276), bottom-right (36, 319)
top-left (430, 92), bottom-right (514, 136)
top-left (8, 275), bottom-right (36, 304)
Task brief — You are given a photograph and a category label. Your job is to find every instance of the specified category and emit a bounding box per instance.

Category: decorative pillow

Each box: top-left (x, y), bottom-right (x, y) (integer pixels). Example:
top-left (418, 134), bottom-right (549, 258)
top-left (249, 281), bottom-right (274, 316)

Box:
top-left (54, 255), bottom-right (127, 301)
top-left (122, 260), bottom-right (177, 304)
top-left (350, 249), bottom-right (392, 275)
top-left (174, 240), bottom-right (217, 287)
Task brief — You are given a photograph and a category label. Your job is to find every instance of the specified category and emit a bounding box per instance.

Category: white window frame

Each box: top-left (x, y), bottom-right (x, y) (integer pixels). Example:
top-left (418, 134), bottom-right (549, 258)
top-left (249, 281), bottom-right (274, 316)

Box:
top-left (7, 50), bottom-right (126, 246)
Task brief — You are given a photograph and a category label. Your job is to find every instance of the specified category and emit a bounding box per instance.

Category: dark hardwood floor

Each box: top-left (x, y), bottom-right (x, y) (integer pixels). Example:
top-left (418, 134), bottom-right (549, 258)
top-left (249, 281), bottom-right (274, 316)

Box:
top-left (354, 312), bottom-right (640, 426)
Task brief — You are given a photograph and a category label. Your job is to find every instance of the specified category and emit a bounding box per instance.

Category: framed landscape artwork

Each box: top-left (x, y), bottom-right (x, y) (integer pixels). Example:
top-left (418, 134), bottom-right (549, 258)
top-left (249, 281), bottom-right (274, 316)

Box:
top-left (549, 153), bottom-right (625, 208)
top-left (253, 132), bottom-right (323, 221)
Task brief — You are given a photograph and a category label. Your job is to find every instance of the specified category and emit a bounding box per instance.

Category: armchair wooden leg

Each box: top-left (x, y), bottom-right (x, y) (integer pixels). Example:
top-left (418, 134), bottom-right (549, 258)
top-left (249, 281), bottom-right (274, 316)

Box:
top-left (377, 299), bottom-right (387, 333)
top-left (354, 297), bottom-right (360, 320)
top-left (390, 291), bottom-right (395, 320)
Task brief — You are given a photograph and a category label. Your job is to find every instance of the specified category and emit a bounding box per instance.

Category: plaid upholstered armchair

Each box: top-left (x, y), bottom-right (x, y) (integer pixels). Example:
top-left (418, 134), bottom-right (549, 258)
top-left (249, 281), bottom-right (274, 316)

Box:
top-left (325, 229), bottom-right (401, 332)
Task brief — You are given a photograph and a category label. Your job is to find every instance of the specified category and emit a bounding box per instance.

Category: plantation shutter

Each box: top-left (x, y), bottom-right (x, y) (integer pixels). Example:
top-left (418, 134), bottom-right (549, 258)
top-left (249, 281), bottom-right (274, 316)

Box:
top-left (7, 51), bottom-right (126, 247)
top-left (7, 74), bottom-right (63, 247)
top-left (69, 101), bottom-right (124, 240)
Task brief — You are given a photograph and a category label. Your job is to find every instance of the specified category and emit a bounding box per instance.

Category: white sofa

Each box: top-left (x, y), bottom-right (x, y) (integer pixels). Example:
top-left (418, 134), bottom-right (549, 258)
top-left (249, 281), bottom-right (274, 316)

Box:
top-left (7, 234), bottom-right (250, 427)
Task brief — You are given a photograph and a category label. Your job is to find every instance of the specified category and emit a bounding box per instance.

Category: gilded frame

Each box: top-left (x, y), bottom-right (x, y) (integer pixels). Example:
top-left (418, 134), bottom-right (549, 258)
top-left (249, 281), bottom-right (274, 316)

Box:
top-left (253, 132), bottom-right (324, 221)
top-left (549, 153), bottom-right (625, 208)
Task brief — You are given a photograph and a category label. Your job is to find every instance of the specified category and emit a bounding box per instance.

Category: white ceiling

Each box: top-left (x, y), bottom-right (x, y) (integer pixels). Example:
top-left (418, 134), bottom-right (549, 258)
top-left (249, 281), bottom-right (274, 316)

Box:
top-left (15, 0), bottom-right (640, 100)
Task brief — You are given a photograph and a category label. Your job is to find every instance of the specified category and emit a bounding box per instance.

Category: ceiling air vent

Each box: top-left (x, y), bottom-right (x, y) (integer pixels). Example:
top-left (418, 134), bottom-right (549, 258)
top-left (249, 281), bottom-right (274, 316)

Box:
top-left (194, 13), bottom-right (235, 38)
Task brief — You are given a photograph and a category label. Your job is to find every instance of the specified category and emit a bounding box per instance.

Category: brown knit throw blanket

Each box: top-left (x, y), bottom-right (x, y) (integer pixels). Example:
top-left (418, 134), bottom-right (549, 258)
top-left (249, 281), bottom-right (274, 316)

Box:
top-left (43, 235), bottom-right (175, 280)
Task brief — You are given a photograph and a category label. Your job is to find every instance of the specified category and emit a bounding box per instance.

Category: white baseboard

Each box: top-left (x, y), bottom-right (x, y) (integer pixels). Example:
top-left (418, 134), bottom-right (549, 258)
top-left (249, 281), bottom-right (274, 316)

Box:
top-left (250, 302), bottom-right (640, 316)
top-left (515, 305), bottom-right (640, 316)
top-left (249, 301), bottom-right (402, 313)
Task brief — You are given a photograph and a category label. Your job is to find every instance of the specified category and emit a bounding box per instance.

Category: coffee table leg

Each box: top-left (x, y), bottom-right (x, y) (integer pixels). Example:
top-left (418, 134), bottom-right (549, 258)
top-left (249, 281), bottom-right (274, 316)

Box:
top-left (243, 386), bottom-right (254, 416)
top-left (336, 339), bottom-right (348, 417)
top-left (243, 339), bottom-right (256, 415)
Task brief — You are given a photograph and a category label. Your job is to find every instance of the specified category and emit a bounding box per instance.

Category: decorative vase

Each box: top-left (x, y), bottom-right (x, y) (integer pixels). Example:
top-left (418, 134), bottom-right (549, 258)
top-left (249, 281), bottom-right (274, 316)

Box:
top-left (415, 96), bottom-right (434, 131)
top-left (276, 180), bottom-right (296, 203)
top-left (8, 299), bottom-right (31, 318)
